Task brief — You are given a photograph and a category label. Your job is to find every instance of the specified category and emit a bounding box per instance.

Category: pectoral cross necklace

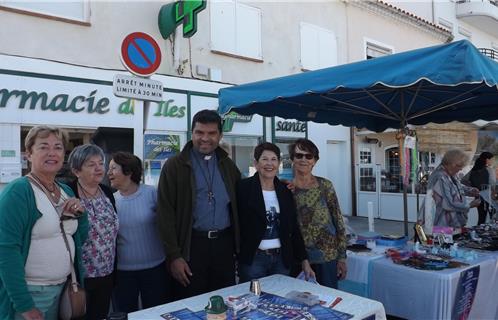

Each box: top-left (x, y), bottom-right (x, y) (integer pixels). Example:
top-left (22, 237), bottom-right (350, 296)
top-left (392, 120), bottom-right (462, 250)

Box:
top-left (193, 154), bottom-right (215, 204)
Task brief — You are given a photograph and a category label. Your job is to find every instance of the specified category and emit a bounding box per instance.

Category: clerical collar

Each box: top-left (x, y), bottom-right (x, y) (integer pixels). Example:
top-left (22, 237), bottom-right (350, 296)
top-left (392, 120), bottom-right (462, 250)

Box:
top-left (192, 148), bottom-right (215, 161)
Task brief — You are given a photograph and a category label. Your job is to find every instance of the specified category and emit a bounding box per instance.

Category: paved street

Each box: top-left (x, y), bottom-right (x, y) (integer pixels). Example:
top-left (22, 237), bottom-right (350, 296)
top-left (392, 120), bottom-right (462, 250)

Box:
top-left (346, 216), bottom-right (415, 240)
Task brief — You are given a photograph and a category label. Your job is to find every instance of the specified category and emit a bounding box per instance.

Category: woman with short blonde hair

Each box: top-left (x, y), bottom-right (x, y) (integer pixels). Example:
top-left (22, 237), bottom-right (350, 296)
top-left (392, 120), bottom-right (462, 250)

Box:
top-left (0, 125), bottom-right (88, 320)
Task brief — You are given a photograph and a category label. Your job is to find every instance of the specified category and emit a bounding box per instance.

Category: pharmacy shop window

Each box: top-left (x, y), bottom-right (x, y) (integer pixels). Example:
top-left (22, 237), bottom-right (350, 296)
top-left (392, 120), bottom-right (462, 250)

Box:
top-left (221, 136), bottom-right (262, 178)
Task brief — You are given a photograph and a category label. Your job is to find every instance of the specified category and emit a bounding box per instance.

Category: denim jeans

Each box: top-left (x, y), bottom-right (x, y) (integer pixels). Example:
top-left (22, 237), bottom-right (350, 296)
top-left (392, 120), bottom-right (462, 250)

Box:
top-left (311, 260), bottom-right (338, 289)
top-left (14, 283), bottom-right (64, 320)
top-left (238, 250), bottom-right (289, 283)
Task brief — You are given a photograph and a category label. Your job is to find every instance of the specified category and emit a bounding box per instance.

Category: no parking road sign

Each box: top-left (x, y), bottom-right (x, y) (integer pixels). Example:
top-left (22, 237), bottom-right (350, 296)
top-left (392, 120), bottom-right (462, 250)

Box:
top-left (121, 32), bottom-right (162, 77)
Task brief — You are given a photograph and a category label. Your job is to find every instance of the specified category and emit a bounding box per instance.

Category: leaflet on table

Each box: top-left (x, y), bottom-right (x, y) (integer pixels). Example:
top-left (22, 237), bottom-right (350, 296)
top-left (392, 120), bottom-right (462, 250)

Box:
top-left (160, 292), bottom-right (353, 320)
top-left (296, 271), bottom-right (319, 284)
top-left (160, 308), bottom-right (201, 319)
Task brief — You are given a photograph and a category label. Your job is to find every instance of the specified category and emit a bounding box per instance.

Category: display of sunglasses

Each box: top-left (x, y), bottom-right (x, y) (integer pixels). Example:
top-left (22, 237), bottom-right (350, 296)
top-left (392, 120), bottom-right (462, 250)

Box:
top-left (294, 153), bottom-right (314, 160)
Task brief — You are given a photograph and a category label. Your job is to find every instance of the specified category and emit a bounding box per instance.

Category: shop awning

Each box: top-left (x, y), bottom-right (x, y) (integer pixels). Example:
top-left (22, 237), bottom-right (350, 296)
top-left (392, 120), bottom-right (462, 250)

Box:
top-left (218, 40), bottom-right (498, 236)
top-left (218, 40), bottom-right (498, 132)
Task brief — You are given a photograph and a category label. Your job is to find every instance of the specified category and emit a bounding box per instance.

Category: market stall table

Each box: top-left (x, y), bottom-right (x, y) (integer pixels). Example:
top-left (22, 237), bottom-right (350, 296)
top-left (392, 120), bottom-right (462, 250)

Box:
top-left (339, 247), bottom-right (387, 297)
top-left (369, 253), bottom-right (498, 320)
top-left (128, 274), bottom-right (387, 320)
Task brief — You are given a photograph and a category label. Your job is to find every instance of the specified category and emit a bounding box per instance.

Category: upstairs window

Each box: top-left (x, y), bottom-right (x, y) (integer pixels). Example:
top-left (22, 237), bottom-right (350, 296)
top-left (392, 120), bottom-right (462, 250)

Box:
top-left (0, 0), bottom-right (90, 24)
top-left (300, 22), bottom-right (337, 70)
top-left (365, 40), bottom-right (393, 59)
top-left (210, 0), bottom-right (262, 61)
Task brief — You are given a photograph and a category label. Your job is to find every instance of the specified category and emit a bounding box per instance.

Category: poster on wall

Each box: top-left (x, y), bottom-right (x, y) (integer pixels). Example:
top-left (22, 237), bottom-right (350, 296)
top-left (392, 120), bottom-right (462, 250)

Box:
top-left (143, 134), bottom-right (181, 185)
top-left (476, 128), bottom-right (498, 164)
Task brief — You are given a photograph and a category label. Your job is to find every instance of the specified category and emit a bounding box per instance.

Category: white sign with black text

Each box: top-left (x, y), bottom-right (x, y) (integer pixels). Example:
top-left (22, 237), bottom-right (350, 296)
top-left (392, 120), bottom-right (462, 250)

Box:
top-left (113, 74), bottom-right (163, 102)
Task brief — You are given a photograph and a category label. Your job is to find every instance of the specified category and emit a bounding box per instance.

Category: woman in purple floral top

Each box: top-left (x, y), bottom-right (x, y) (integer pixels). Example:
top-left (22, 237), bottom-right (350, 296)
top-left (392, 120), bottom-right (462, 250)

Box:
top-left (289, 139), bottom-right (347, 289)
top-left (68, 144), bottom-right (119, 320)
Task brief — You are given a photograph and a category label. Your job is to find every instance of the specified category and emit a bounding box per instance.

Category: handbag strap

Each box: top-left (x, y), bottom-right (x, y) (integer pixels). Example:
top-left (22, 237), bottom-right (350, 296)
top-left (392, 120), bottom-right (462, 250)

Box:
top-left (27, 174), bottom-right (79, 292)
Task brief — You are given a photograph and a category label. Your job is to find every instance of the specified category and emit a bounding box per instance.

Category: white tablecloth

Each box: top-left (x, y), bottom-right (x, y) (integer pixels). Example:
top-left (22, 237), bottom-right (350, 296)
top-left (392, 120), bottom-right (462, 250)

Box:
top-left (369, 254), bottom-right (498, 320)
top-left (128, 274), bottom-right (387, 320)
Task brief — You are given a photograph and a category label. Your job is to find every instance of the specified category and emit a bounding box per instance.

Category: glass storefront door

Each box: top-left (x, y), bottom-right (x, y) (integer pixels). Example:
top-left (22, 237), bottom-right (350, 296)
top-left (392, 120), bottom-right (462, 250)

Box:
top-left (221, 136), bottom-right (262, 178)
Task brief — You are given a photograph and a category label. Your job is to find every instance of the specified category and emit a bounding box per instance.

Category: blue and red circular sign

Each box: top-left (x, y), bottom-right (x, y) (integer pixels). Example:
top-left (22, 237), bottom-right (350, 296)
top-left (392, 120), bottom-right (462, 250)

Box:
top-left (120, 32), bottom-right (162, 77)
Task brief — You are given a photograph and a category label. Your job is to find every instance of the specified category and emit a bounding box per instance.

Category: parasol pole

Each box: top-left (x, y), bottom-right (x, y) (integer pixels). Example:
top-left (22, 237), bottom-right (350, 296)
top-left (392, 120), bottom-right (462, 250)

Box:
top-left (398, 130), bottom-right (409, 237)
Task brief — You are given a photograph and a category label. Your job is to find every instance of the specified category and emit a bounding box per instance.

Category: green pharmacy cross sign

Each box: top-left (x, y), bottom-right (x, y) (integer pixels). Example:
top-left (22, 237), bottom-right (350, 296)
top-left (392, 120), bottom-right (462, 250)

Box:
top-left (158, 0), bottom-right (206, 39)
top-left (222, 111), bottom-right (253, 132)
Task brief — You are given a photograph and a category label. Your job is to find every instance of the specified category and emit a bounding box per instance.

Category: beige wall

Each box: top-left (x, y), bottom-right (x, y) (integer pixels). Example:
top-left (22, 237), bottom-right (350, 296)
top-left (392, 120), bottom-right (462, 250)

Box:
top-left (0, 1), bottom-right (348, 84)
top-left (0, 2), bottom-right (164, 70)
top-left (345, 3), bottom-right (446, 63)
top-left (186, 1), bottom-right (348, 84)
top-left (0, 1), bottom-right (449, 85)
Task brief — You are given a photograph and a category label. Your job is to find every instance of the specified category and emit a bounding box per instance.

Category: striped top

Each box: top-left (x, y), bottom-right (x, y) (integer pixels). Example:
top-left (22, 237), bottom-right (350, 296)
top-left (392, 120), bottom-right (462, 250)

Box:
top-left (114, 184), bottom-right (165, 271)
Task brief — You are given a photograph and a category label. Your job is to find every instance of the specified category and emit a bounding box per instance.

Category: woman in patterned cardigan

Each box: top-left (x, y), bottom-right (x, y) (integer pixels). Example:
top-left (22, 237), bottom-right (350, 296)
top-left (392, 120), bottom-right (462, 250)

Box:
top-left (290, 138), bottom-right (347, 289)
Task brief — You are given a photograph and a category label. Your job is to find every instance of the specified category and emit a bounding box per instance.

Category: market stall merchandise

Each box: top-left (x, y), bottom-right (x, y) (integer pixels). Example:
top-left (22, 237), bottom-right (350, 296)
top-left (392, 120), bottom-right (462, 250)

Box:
top-left (341, 245), bottom-right (498, 319)
top-left (128, 274), bottom-right (386, 320)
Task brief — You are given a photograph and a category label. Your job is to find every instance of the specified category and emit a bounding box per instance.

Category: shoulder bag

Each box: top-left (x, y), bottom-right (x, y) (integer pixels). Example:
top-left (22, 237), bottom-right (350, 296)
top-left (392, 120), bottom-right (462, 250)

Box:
top-left (27, 175), bottom-right (86, 319)
top-left (58, 220), bottom-right (86, 320)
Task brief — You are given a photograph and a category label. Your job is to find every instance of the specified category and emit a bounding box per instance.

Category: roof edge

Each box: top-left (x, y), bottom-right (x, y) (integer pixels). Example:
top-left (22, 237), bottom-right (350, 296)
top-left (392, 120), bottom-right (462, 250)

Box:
top-left (350, 0), bottom-right (453, 42)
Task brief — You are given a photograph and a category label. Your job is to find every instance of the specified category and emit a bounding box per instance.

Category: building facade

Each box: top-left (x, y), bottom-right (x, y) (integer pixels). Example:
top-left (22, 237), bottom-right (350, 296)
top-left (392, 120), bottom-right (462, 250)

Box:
top-left (1, 0), bottom-right (495, 221)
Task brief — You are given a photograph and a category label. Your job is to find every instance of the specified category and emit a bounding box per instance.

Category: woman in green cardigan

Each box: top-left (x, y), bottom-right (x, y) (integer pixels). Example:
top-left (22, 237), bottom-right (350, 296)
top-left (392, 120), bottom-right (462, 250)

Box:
top-left (0, 126), bottom-right (88, 320)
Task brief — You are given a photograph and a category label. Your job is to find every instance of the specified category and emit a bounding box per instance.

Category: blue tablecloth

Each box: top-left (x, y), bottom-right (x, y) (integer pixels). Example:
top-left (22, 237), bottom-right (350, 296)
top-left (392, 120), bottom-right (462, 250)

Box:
top-left (339, 247), bottom-right (386, 296)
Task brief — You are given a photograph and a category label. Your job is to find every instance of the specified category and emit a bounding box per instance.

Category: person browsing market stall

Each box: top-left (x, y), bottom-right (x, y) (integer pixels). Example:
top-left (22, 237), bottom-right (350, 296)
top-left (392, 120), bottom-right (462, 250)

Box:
top-left (157, 109), bottom-right (241, 299)
top-left (466, 151), bottom-right (496, 225)
top-left (108, 152), bottom-right (170, 312)
top-left (289, 138), bottom-right (347, 289)
top-left (67, 144), bottom-right (118, 320)
top-left (0, 125), bottom-right (88, 320)
top-left (418, 149), bottom-right (480, 228)
top-left (236, 142), bottom-right (314, 283)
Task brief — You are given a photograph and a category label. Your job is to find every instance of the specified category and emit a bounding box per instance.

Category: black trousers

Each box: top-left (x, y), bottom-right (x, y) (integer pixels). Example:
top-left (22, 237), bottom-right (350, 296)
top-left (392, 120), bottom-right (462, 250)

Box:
top-left (113, 261), bottom-right (172, 313)
top-left (477, 199), bottom-right (493, 225)
top-left (172, 231), bottom-right (236, 300)
top-left (84, 273), bottom-right (114, 320)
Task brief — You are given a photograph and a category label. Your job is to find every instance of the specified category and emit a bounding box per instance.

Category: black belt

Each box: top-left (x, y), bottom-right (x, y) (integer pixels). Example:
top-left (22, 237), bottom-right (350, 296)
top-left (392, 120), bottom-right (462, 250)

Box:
top-left (257, 248), bottom-right (281, 255)
top-left (192, 228), bottom-right (231, 239)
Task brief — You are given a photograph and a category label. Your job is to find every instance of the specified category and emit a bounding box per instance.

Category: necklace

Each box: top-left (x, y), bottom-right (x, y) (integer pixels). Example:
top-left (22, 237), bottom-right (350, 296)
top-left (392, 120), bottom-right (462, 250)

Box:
top-left (294, 176), bottom-right (317, 189)
top-left (192, 153), bottom-right (215, 204)
top-left (30, 172), bottom-right (58, 197)
top-left (77, 181), bottom-right (101, 199)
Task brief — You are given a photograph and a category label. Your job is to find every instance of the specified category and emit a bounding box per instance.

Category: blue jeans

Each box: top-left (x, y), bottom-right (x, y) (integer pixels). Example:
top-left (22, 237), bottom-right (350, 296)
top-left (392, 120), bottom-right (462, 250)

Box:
top-left (14, 283), bottom-right (64, 320)
top-left (312, 260), bottom-right (338, 289)
top-left (239, 250), bottom-right (289, 283)
top-left (113, 261), bottom-right (171, 313)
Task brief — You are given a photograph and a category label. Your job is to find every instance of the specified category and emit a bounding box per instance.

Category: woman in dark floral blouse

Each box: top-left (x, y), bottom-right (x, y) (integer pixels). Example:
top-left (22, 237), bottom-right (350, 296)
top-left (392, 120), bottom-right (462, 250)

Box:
top-left (68, 144), bottom-right (118, 320)
top-left (289, 138), bottom-right (347, 289)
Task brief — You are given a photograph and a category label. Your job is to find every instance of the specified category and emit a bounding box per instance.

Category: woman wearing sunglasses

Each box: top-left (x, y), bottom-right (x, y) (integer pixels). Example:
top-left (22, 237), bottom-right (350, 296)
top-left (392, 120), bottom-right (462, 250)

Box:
top-left (289, 138), bottom-right (347, 289)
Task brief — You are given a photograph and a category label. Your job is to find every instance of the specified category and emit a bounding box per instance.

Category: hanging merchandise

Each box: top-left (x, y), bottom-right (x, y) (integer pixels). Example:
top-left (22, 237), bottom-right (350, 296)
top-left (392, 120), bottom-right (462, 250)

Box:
top-left (411, 135), bottom-right (419, 184)
top-left (403, 134), bottom-right (416, 186)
